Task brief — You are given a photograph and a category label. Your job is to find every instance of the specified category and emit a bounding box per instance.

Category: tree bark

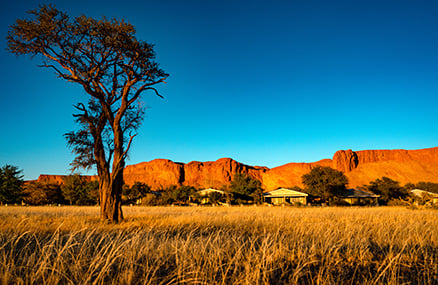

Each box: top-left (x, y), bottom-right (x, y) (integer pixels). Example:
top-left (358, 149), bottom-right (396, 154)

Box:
top-left (94, 128), bottom-right (124, 223)
top-left (100, 173), bottom-right (123, 223)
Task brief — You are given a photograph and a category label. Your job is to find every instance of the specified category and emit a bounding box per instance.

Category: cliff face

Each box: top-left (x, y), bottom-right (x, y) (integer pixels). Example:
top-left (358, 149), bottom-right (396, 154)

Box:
top-left (37, 147), bottom-right (438, 190)
top-left (124, 159), bottom-right (184, 189)
top-left (261, 159), bottom-right (332, 190)
top-left (36, 174), bottom-right (96, 184)
top-left (333, 150), bottom-right (358, 172)
top-left (182, 158), bottom-right (268, 189)
top-left (332, 147), bottom-right (438, 172)
top-left (339, 147), bottom-right (438, 187)
top-left (123, 157), bottom-right (268, 190)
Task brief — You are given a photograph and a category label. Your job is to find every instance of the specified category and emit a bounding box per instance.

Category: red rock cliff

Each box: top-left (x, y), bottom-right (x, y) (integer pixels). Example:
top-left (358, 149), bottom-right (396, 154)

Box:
top-left (123, 159), bottom-right (184, 189)
top-left (261, 159), bottom-right (332, 190)
top-left (36, 147), bottom-right (438, 190)
top-left (333, 150), bottom-right (358, 172)
top-left (332, 147), bottom-right (438, 174)
top-left (338, 147), bottom-right (438, 187)
top-left (123, 157), bottom-right (268, 190)
top-left (37, 174), bottom-right (96, 184)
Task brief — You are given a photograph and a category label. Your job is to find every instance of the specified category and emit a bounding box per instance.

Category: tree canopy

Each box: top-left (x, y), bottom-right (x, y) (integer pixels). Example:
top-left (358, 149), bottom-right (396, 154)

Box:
top-left (301, 166), bottom-right (348, 203)
top-left (122, 182), bottom-right (151, 204)
top-left (0, 165), bottom-right (24, 204)
top-left (229, 173), bottom-right (263, 204)
top-left (23, 182), bottom-right (65, 205)
top-left (365, 177), bottom-right (408, 204)
top-left (61, 175), bottom-right (99, 205)
top-left (405, 181), bottom-right (438, 194)
top-left (7, 5), bottom-right (168, 222)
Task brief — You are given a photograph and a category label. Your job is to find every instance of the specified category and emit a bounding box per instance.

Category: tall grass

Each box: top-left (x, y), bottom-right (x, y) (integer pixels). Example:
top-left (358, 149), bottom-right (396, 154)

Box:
top-left (0, 206), bottom-right (437, 284)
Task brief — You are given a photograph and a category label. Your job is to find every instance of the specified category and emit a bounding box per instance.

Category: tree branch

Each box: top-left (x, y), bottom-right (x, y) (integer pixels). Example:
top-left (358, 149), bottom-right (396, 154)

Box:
top-left (121, 134), bottom-right (136, 159)
top-left (127, 78), bottom-right (166, 106)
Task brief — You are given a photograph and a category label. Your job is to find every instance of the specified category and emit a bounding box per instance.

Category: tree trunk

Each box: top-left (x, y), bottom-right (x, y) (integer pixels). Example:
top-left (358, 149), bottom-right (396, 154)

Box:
top-left (99, 172), bottom-right (123, 223)
top-left (99, 122), bottom-right (125, 223)
top-left (96, 148), bottom-right (124, 223)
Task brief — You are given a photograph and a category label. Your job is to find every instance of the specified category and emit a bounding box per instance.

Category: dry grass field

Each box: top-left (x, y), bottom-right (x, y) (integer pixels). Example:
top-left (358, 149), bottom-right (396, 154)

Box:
top-left (0, 206), bottom-right (437, 284)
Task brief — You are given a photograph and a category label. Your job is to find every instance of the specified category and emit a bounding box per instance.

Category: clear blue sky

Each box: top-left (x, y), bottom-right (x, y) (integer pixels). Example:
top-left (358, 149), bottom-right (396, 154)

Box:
top-left (1, 0), bottom-right (437, 180)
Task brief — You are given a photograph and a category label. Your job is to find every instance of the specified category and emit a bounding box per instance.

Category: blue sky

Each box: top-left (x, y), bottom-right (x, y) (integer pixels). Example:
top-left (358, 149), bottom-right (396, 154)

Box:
top-left (1, 0), bottom-right (437, 180)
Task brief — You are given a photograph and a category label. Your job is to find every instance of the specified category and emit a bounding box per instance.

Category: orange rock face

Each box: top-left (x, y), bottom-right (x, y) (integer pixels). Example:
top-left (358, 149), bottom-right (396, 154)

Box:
top-left (333, 149), bottom-right (358, 172)
top-left (123, 159), bottom-right (184, 190)
top-left (124, 157), bottom-right (268, 190)
top-left (343, 147), bottom-right (438, 187)
top-left (37, 147), bottom-right (438, 191)
top-left (261, 159), bottom-right (332, 190)
top-left (37, 174), bottom-right (96, 184)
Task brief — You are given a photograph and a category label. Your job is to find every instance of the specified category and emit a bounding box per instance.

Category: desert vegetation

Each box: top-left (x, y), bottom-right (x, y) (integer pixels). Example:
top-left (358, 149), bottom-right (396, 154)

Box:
top-left (0, 206), bottom-right (437, 284)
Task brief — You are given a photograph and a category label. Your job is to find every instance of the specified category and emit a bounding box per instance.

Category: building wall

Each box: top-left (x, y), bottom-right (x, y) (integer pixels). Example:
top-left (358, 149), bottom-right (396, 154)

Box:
top-left (342, 197), bottom-right (378, 205)
top-left (268, 196), bottom-right (307, 205)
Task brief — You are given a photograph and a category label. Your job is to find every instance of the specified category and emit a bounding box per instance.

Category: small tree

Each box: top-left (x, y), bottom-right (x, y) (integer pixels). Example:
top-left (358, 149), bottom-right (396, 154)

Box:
top-left (7, 5), bottom-right (168, 222)
top-left (229, 173), bottom-right (263, 204)
top-left (167, 185), bottom-right (195, 204)
top-left (406, 181), bottom-right (438, 194)
top-left (61, 175), bottom-right (98, 205)
top-left (122, 182), bottom-right (151, 204)
top-left (23, 182), bottom-right (65, 205)
top-left (301, 166), bottom-right (348, 203)
top-left (207, 191), bottom-right (225, 206)
top-left (366, 177), bottom-right (408, 204)
top-left (0, 165), bottom-right (24, 205)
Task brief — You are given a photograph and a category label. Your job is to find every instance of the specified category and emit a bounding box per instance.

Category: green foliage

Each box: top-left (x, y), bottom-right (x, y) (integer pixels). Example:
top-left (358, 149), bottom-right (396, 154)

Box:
top-left (122, 182), bottom-right (151, 204)
top-left (229, 173), bottom-right (263, 204)
top-left (0, 165), bottom-right (24, 204)
top-left (365, 177), bottom-right (408, 205)
top-left (405, 181), bottom-right (438, 194)
top-left (206, 191), bottom-right (226, 206)
top-left (139, 193), bottom-right (161, 206)
top-left (158, 185), bottom-right (196, 205)
top-left (301, 166), bottom-right (348, 203)
top-left (23, 182), bottom-right (65, 205)
top-left (61, 175), bottom-right (98, 205)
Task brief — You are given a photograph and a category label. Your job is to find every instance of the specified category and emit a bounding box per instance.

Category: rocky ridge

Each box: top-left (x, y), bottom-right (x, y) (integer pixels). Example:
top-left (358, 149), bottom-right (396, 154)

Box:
top-left (37, 147), bottom-right (438, 190)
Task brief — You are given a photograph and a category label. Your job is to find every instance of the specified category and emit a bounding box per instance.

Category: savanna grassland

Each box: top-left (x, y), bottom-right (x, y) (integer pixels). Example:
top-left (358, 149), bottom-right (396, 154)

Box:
top-left (0, 206), bottom-right (437, 284)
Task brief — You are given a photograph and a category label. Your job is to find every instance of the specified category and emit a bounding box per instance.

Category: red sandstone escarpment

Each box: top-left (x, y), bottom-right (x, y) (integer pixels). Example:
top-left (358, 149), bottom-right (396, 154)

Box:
top-left (37, 174), bottom-right (96, 184)
top-left (123, 159), bottom-right (184, 189)
top-left (124, 157), bottom-right (268, 190)
top-left (183, 158), bottom-right (266, 189)
top-left (332, 147), bottom-right (438, 173)
top-left (261, 159), bottom-right (332, 190)
top-left (332, 150), bottom-right (358, 172)
top-left (36, 147), bottom-right (438, 191)
top-left (332, 147), bottom-right (438, 187)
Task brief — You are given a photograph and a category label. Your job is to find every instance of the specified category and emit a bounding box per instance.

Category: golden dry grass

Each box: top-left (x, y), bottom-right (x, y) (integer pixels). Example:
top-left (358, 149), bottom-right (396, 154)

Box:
top-left (0, 206), bottom-right (437, 284)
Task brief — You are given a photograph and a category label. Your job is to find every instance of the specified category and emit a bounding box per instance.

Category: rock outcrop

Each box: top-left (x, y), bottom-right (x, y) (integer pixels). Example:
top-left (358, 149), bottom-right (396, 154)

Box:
top-left (261, 159), bottom-right (332, 190)
top-left (124, 159), bottom-right (184, 189)
top-left (123, 157), bottom-right (268, 190)
top-left (183, 158), bottom-right (268, 189)
top-left (343, 147), bottom-right (438, 187)
top-left (333, 149), bottom-right (358, 172)
top-left (36, 174), bottom-right (96, 184)
top-left (37, 147), bottom-right (438, 190)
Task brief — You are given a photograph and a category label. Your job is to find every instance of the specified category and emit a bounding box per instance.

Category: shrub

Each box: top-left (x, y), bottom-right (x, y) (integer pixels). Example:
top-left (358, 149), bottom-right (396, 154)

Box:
top-left (23, 182), bottom-right (65, 205)
top-left (0, 165), bottom-right (23, 204)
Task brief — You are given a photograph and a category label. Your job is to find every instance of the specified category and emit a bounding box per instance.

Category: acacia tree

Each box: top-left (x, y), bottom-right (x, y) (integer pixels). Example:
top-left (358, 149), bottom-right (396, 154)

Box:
top-left (365, 177), bottom-right (408, 204)
top-left (301, 166), bottom-right (348, 203)
top-left (7, 5), bottom-right (168, 222)
top-left (230, 173), bottom-right (263, 204)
